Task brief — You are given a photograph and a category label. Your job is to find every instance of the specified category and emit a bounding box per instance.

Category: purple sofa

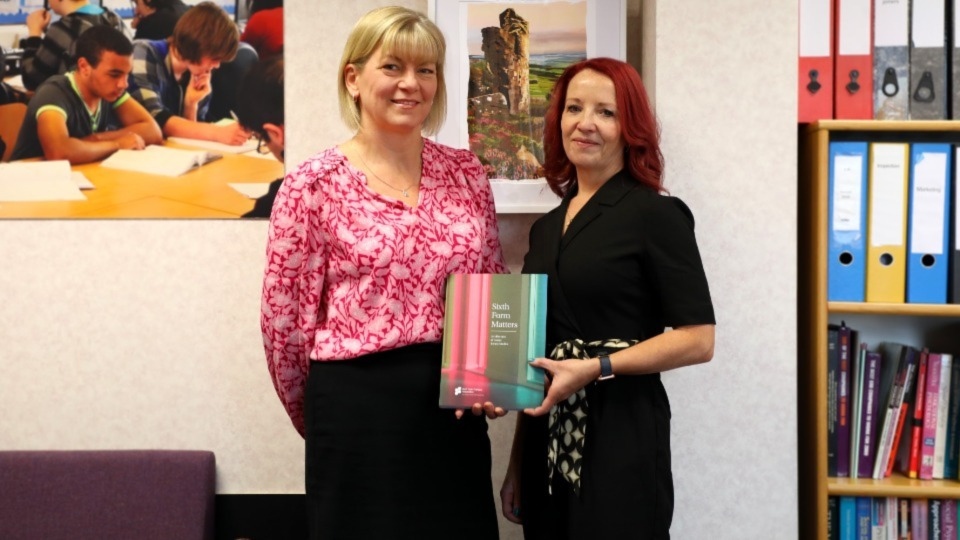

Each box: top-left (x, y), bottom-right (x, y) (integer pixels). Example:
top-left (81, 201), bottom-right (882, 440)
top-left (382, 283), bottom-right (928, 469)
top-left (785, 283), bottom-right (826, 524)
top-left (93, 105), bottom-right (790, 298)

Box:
top-left (0, 450), bottom-right (215, 540)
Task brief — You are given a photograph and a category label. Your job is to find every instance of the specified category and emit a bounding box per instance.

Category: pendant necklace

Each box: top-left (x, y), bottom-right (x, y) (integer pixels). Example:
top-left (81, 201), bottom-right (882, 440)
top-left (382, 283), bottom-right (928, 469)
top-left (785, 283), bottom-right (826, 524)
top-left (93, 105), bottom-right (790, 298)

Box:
top-left (357, 148), bottom-right (421, 198)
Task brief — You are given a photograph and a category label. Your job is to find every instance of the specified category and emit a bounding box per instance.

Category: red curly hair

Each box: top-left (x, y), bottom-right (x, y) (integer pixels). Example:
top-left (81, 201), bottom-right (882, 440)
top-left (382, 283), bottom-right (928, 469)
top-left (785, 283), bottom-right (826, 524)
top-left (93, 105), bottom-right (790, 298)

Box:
top-left (542, 57), bottom-right (664, 197)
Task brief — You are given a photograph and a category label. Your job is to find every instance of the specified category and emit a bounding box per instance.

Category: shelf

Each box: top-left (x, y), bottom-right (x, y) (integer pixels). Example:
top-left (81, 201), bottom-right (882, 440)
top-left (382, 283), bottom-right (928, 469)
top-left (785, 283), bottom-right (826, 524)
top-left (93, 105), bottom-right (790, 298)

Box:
top-left (828, 474), bottom-right (960, 498)
top-left (828, 302), bottom-right (960, 317)
top-left (807, 120), bottom-right (960, 133)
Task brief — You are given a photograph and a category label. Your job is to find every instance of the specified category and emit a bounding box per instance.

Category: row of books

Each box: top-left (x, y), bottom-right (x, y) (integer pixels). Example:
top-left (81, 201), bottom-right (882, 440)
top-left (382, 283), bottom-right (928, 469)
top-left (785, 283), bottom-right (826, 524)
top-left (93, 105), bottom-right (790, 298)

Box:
top-left (799, 0), bottom-right (958, 122)
top-left (828, 141), bottom-right (958, 304)
top-left (829, 497), bottom-right (960, 540)
top-left (827, 324), bottom-right (960, 481)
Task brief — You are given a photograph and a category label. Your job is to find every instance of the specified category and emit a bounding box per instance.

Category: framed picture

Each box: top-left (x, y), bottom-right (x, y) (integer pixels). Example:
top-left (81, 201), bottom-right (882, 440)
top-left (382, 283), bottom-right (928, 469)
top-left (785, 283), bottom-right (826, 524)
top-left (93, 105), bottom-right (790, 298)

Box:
top-left (429, 0), bottom-right (626, 213)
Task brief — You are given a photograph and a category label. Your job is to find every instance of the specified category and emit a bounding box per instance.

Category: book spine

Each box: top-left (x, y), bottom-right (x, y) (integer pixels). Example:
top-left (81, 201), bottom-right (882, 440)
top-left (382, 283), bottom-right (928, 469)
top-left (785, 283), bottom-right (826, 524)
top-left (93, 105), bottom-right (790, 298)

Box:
top-left (858, 351), bottom-right (881, 478)
top-left (838, 325), bottom-right (853, 477)
top-left (856, 497), bottom-right (872, 540)
top-left (942, 499), bottom-right (957, 539)
top-left (943, 354), bottom-right (960, 479)
top-left (929, 499), bottom-right (942, 539)
top-left (840, 496), bottom-right (858, 540)
top-left (911, 498), bottom-right (928, 540)
top-left (871, 497), bottom-right (885, 540)
top-left (921, 353), bottom-right (943, 480)
top-left (906, 350), bottom-right (930, 478)
top-left (933, 354), bottom-right (952, 478)
top-left (828, 326), bottom-right (840, 476)
top-left (885, 356), bottom-right (917, 477)
top-left (873, 345), bottom-right (907, 479)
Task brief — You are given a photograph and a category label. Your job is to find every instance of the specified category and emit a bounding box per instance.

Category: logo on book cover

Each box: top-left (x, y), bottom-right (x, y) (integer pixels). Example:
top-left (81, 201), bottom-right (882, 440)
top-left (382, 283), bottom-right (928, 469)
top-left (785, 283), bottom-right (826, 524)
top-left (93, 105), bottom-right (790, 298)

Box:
top-left (454, 386), bottom-right (482, 397)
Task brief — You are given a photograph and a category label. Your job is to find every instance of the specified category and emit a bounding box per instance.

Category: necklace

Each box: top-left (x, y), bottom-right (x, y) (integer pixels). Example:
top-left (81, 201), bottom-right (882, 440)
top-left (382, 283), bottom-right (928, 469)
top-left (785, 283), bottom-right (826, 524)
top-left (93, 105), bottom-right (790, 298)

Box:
top-left (356, 148), bottom-right (421, 198)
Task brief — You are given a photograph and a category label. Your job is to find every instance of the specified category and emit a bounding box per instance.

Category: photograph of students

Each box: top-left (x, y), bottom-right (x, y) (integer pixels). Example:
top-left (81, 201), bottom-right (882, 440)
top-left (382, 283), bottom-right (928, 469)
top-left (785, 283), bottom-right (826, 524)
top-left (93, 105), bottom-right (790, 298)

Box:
top-left (500, 57), bottom-right (716, 540)
top-left (260, 6), bottom-right (507, 539)
top-left (11, 24), bottom-right (161, 164)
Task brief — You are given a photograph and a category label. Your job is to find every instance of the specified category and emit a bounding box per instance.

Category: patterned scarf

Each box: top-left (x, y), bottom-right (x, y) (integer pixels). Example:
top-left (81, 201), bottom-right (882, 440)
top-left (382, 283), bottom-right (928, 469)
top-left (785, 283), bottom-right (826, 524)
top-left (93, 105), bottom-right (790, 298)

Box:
top-left (547, 338), bottom-right (639, 495)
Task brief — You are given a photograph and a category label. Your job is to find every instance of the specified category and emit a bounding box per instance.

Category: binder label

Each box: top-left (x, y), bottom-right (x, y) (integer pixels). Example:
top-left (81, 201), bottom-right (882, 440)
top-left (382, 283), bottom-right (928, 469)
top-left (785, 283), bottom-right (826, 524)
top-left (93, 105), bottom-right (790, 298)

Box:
top-left (800, 0), bottom-right (831, 56)
top-left (839, 0), bottom-right (871, 55)
top-left (870, 144), bottom-right (907, 247)
top-left (875, 0), bottom-right (909, 47)
top-left (834, 155), bottom-right (865, 231)
top-left (910, 152), bottom-right (947, 255)
top-left (913, 0), bottom-right (946, 48)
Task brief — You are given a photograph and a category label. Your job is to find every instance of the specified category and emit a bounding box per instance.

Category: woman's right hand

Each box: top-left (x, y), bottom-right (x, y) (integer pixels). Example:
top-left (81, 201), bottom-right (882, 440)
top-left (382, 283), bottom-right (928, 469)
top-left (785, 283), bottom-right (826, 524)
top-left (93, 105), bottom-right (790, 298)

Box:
top-left (500, 462), bottom-right (522, 524)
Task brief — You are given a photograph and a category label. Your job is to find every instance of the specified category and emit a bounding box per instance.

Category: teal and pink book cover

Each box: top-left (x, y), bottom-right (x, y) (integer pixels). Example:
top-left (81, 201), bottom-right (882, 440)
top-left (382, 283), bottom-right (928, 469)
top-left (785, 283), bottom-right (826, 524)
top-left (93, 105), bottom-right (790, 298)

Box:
top-left (439, 273), bottom-right (547, 409)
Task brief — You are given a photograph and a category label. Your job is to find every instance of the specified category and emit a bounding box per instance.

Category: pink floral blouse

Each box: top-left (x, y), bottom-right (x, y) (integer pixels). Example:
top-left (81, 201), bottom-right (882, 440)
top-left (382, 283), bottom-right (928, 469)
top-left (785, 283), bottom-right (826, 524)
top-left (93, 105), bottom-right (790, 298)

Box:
top-left (260, 139), bottom-right (507, 435)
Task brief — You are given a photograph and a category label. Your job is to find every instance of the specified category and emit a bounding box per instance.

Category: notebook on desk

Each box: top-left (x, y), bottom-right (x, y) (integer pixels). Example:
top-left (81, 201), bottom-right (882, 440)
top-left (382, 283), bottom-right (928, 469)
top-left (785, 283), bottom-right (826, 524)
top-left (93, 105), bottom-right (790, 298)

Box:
top-left (100, 145), bottom-right (223, 177)
top-left (167, 136), bottom-right (258, 155)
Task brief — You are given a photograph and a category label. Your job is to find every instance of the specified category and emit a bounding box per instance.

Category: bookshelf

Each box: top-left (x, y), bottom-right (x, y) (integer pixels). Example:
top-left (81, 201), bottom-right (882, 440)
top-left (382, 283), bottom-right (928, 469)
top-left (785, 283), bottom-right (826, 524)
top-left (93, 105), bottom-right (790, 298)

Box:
top-left (798, 120), bottom-right (960, 540)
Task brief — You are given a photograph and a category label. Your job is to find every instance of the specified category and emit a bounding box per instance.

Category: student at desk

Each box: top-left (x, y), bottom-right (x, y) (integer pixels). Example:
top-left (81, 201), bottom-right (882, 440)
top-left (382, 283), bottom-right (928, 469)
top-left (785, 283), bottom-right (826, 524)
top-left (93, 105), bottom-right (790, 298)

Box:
top-left (127, 2), bottom-right (249, 146)
top-left (19, 0), bottom-right (126, 91)
top-left (10, 25), bottom-right (162, 164)
top-left (232, 56), bottom-right (283, 218)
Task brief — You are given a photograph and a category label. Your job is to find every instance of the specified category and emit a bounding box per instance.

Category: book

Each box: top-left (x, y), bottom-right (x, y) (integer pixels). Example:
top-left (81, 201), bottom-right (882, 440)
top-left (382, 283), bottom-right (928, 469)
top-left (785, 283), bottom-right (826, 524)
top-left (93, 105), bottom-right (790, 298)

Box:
top-left (874, 343), bottom-right (917, 478)
top-left (99, 145), bottom-right (223, 177)
top-left (933, 353), bottom-right (952, 478)
top-left (943, 356), bottom-right (960, 478)
top-left (920, 352), bottom-right (943, 480)
top-left (167, 136), bottom-right (258, 154)
top-left (850, 344), bottom-right (866, 476)
top-left (857, 350), bottom-right (882, 478)
top-left (900, 348), bottom-right (929, 478)
top-left (883, 346), bottom-right (918, 477)
top-left (828, 325), bottom-right (841, 476)
top-left (438, 273), bottom-right (546, 409)
top-left (837, 325), bottom-right (855, 477)
top-left (942, 499), bottom-right (958, 538)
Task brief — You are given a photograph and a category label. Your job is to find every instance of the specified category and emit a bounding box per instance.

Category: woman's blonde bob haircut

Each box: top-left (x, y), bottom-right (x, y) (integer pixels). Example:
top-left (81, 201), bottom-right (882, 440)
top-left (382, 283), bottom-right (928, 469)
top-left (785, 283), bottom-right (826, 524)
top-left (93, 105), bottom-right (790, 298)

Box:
top-left (337, 6), bottom-right (447, 135)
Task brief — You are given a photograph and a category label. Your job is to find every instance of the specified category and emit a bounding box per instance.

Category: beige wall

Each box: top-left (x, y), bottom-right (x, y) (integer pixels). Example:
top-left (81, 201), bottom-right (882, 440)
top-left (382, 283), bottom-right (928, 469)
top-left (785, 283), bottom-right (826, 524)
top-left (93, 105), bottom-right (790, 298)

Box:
top-left (0, 0), bottom-right (798, 537)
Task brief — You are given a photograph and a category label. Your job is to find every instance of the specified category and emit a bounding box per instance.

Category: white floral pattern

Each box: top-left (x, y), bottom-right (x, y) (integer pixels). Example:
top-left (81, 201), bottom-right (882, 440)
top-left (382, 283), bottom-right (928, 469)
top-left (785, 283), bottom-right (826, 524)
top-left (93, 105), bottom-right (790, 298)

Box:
top-left (260, 139), bottom-right (507, 436)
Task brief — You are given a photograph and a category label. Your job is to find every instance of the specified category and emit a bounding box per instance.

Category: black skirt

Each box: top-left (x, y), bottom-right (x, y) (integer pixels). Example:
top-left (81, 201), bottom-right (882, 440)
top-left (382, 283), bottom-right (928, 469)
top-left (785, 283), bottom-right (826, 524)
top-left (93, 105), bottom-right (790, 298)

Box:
top-left (304, 343), bottom-right (498, 540)
top-left (519, 374), bottom-right (674, 540)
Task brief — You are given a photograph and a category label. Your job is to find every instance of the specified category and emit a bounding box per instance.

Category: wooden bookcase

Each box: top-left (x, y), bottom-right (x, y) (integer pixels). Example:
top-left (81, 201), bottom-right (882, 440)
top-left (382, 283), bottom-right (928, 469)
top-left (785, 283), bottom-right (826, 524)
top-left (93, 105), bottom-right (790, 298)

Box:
top-left (798, 120), bottom-right (960, 539)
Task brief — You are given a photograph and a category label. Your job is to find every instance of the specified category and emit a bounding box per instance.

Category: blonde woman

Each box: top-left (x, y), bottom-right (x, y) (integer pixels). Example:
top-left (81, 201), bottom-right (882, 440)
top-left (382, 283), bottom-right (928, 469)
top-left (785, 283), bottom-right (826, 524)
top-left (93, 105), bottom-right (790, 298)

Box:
top-left (261, 7), bottom-right (505, 539)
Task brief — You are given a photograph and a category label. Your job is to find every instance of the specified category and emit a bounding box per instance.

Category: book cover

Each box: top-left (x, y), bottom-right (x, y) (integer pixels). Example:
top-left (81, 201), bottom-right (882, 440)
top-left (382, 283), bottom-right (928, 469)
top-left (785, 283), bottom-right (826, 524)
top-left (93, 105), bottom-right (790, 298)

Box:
top-left (439, 273), bottom-right (546, 409)
top-left (920, 352), bottom-right (943, 480)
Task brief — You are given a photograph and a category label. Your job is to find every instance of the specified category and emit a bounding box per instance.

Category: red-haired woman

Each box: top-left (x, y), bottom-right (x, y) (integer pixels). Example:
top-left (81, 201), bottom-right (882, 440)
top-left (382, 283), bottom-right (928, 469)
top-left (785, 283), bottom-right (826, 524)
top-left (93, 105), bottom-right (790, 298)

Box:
top-left (499, 57), bottom-right (716, 539)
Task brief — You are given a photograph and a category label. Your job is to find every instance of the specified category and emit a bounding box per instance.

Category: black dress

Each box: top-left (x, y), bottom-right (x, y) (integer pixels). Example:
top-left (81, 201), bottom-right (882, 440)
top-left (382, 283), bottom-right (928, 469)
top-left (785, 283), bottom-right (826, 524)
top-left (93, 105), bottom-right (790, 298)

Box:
top-left (518, 171), bottom-right (716, 540)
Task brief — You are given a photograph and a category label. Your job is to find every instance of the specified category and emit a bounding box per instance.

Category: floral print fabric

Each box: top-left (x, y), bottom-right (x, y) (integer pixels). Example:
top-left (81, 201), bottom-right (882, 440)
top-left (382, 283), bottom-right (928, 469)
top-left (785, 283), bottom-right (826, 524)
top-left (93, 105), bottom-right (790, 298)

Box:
top-left (261, 139), bottom-right (507, 435)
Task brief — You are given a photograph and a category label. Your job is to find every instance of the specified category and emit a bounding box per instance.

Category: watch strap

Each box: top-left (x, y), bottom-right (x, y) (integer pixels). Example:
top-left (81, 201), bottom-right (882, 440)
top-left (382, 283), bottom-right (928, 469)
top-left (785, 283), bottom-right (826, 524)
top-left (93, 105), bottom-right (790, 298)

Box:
top-left (598, 354), bottom-right (615, 381)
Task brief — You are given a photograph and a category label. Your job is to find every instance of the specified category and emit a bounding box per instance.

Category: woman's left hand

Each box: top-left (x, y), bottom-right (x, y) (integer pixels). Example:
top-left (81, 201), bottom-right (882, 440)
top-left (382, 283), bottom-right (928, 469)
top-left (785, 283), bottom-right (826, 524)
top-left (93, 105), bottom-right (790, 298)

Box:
top-left (523, 357), bottom-right (598, 417)
top-left (455, 402), bottom-right (507, 420)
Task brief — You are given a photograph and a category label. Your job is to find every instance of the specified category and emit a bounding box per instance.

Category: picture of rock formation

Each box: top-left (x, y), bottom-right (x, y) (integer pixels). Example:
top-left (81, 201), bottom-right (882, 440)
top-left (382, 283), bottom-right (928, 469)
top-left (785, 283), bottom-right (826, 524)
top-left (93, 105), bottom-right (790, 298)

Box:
top-left (466, 2), bottom-right (587, 180)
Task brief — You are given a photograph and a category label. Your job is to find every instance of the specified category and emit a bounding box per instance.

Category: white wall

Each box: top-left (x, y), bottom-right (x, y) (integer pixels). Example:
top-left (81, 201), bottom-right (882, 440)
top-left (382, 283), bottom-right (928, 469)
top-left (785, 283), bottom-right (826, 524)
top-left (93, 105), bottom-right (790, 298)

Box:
top-left (0, 0), bottom-right (798, 537)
